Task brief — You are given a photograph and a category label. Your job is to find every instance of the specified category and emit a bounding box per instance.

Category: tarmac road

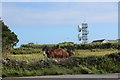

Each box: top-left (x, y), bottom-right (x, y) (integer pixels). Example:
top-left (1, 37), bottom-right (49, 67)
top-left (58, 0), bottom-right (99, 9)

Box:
top-left (2, 73), bottom-right (120, 80)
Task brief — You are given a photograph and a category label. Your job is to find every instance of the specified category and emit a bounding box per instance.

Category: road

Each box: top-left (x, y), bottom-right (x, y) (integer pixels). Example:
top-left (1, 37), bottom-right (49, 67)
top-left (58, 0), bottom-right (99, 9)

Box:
top-left (2, 73), bottom-right (120, 80)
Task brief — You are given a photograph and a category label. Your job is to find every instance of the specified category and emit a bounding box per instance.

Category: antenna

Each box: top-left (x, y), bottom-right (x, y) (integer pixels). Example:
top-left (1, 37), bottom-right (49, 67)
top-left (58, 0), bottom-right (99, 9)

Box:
top-left (78, 22), bottom-right (89, 44)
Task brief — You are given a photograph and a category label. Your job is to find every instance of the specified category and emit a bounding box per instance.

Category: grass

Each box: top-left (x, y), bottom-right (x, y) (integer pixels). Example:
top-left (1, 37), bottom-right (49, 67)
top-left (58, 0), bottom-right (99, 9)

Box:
top-left (2, 64), bottom-right (95, 77)
top-left (2, 52), bottom-right (120, 77)
top-left (74, 49), bottom-right (118, 57)
top-left (0, 53), bottom-right (2, 59)
top-left (5, 49), bottom-right (118, 61)
top-left (7, 53), bottom-right (45, 61)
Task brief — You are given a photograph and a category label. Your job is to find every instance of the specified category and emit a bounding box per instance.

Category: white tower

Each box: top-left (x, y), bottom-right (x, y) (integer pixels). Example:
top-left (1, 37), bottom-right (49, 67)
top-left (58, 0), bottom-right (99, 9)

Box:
top-left (78, 22), bottom-right (89, 43)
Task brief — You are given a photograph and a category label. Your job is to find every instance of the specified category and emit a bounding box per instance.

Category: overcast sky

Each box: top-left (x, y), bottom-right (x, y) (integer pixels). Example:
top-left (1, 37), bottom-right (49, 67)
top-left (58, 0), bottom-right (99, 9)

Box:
top-left (1, 2), bottom-right (118, 47)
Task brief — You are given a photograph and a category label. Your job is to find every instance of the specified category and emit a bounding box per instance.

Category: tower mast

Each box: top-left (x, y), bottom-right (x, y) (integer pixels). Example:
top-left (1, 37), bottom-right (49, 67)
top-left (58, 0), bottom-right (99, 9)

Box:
top-left (78, 22), bottom-right (89, 43)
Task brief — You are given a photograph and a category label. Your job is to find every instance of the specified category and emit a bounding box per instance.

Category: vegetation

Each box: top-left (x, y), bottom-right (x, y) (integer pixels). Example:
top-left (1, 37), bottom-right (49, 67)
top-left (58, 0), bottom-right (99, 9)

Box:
top-left (74, 49), bottom-right (118, 57)
top-left (7, 49), bottom-right (118, 61)
top-left (11, 42), bottom-right (119, 55)
top-left (2, 52), bottom-right (120, 77)
top-left (7, 53), bottom-right (45, 61)
top-left (21, 42), bottom-right (119, 50)
top-left (1, 19), bottom-right (19, 57)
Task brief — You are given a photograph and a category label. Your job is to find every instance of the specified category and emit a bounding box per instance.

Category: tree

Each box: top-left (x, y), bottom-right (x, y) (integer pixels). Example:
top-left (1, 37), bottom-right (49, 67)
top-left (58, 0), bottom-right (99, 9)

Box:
top-left (1, 19), bottom-right (19, 57)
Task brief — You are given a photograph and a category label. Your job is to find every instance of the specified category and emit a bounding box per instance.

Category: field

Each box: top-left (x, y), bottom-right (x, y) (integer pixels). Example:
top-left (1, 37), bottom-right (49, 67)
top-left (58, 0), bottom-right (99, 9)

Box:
top-left (2, 51), bottom-right (120, 77)
top-left (74, 49), bottom-right (118, 57)
top-left (2, 42), bottom-right (120, 77)
top-left (5, 49), bottom-right (118, 61)
top-left (7, 53), bottom-right (44, 61)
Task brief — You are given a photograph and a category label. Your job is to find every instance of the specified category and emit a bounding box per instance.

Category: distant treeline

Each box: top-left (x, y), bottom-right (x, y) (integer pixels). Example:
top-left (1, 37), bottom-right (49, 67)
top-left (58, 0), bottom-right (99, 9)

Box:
top-left (12, 42), bottom-right (119, 54)
top-left (20, 42), bottom-right (119, 50)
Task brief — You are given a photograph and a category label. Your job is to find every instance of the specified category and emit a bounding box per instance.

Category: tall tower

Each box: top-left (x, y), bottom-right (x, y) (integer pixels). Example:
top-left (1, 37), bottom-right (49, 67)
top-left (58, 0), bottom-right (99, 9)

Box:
top-left (78, 22), bottom-right (89, 43)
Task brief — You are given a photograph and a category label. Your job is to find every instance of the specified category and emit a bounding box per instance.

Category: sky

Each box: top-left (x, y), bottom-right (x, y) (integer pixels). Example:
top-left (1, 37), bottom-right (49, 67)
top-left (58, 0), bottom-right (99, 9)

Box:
top-left (1, 0), bottom-right (120, 2)
top-left (1, 2), bottom-right (118, 47)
